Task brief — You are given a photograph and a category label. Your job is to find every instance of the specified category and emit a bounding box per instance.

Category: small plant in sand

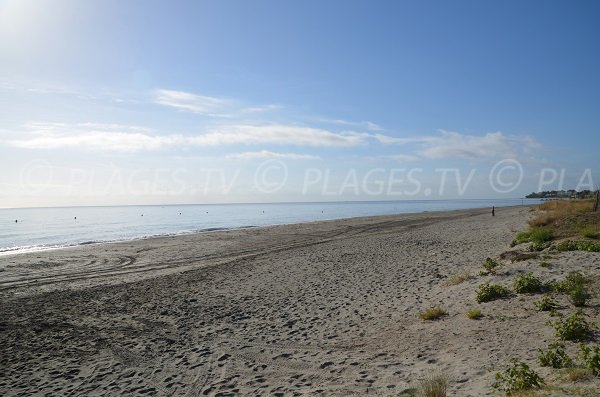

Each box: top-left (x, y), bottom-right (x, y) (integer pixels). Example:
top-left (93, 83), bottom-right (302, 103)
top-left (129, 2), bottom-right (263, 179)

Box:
top-left (513, 272), bottom-right (543, 294)
top-left (551, 310), bottom-right (594, 342)
top-left (539, 261), bottom-right (551, 268)
top-left (553, 240), bottom-right (600, 252)
top-left (534, 295), bottom-right (559, 312)
top-left (475, 283), bottom-right (511, 303)
top-left (465, 308), bottom-right (483, 320)
top-left (569, 285), bottom-right (589, 307)
top-left (444, 272), bottom-right (472, 286)
top-left (579, 343), bottom-right (600, 376)
top-left (417, 371), bottom-right (448, 397)
top-left (563, 367), bottom-right (593, 382)
top-left (492, 358), bottom-right (544, 395)
top-left (554, 272), bottom-right (587, 293)
top-left (481, 257), bottom-right (501, 274)
top-left (419, 307), bottom-right (448, 321)
top-left (552, 272), bottom-right (589, 306)
top-left (537, 342), bottom-right (573, 369)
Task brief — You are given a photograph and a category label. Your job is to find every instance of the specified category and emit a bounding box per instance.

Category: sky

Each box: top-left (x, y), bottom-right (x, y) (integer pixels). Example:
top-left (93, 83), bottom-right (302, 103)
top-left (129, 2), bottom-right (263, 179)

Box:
top-left (1, 0), bottom-right (599, 207)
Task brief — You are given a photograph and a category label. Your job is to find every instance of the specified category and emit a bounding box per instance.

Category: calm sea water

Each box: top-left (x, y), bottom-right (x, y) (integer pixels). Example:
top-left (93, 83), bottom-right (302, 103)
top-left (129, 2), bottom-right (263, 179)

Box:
top-left (0, 199), bottom-right (540, 256)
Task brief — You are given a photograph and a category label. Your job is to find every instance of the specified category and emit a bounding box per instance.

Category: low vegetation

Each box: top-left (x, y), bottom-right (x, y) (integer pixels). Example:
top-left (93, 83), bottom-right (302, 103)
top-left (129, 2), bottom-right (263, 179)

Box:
top-left (537, 343), bottom-right (573, 369)
top-left (553, 240), bottom-right (600, 252)
top-left (563, 367), bottom-right (593, 382)
top-left (579, 344), bottom-right (600, 376)
top-left (417, 372), bottom-right (448, 397)
top-left (551, 272), bottom-right (590, 307)
top-left (513, 273), bottom-right (544, 294)
top-left (419, 307), bottom-right (448, 321)
top-left (444, 272), bottom-right (472, 286)
top-left (492, 358), bottom-right (544, 395)
top-left (511, 227), bottom-right (553, 247)
top-left (551, 310), bottom-right (594, 342)
top-left (465, 308), bottom-right (482, 319)
top-left (534, 295), bottom-right (559, 311)
top-left (580, 226), bottom-right (599, 239)
top-left (476, 283), bottom-right (512, 303)
top-left (481, 257), bottom-right (501, 274)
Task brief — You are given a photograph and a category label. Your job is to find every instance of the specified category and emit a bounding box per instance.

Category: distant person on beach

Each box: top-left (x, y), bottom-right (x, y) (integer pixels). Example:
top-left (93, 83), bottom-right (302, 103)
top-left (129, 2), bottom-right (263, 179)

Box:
top-left (492, 206), bottom-right (495, 216)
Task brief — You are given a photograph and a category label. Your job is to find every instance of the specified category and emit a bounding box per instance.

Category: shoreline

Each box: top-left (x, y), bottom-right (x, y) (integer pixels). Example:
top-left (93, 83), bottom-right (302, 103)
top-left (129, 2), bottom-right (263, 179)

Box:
top-left (0, 202), bottom-right (534, 258)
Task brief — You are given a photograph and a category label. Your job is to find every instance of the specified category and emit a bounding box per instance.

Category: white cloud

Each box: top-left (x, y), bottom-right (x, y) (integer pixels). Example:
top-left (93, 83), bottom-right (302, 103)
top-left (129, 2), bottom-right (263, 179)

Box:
top-left (226, 150), bottom-right (319, 160)
top-left (154, 89), bottom-right (282, 117)
top-left (154, 89), bottom-right (230, 114)
top-left (7, 122), bottom-right (375, 151)
top-left (415, 130), bottom-right (540, 160)
top-left (325, 119), bottom-right (383, 131)
top-left (374, 130), bottom-right (541, 161)
top-left (9, 122), bottom-right (176, 152)
top-left (194, 124), bottom-right (371, 147)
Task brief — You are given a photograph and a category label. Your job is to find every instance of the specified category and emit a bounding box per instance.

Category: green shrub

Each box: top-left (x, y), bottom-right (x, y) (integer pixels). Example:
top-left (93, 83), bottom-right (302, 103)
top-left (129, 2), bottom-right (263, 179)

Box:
top-left (539, 261), bottom-right (551, 268)
top-left (551, 310), bottom-right (594, 341)
top-left (466, 309), bottom-right (483, 320)
top-left (482, 257), bottom-right (501, 274)
top-left (492, 358), bottom-right (544, 395)
top-left (553, 240), bottom-right (600, 252)
top-left (511, 231), bottom-right (531, 247)
top-left (570, 285), bottom-right (588, 307)
top-left (513, 273), bottom-right (543, 294)
top-left (420, 307), bottom-right (448, 321)
top-left (553, 272), bottom-right (586, 294)
top-left (537, 343), bottom-right (573, 368)
top-left (580, 227), bottom-right (599, 239)
top-left (476, 283), bottom-right (512, 303)
top-left (529, 227), bottom-right (553, 244)
top-left (534, 295), bottom-right (558, 311)
top-left (579, 343), bottom-right (600, 376)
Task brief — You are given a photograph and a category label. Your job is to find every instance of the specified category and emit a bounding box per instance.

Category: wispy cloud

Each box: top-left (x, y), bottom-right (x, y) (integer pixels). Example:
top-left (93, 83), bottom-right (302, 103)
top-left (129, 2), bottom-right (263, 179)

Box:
top-left (154, 89), bottom-right (282, 118)
top-left (374, 130), bottom-right (541, 162)
top-left (226, 150), bottom-right (319, 160)
top-left (324, 118), bottom-right (383, 131)
top-left (197, 124), bottom-right (371, 147)
top-left (7, 122), bottom-right (377, 151)
top-left (415, 130), bottom-right (541, 160)
top-left (154, 89), bottom-right (230, 115)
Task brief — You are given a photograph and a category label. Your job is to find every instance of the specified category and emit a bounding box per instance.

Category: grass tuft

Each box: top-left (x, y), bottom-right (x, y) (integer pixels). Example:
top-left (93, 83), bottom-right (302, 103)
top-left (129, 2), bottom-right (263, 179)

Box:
top-left (419, 307), bottom-right (448, 321)
top-left (466, 308), bottom-right (483, 320)
top-left (444, 272), bottom-right (472, 286)
top-left (417, 372), bottom-right (448, 397)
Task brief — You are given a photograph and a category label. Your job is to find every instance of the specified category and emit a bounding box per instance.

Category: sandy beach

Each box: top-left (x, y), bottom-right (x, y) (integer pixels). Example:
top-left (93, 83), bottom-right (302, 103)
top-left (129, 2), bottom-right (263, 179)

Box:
top-left (1, 206), bottom-right (598, 396)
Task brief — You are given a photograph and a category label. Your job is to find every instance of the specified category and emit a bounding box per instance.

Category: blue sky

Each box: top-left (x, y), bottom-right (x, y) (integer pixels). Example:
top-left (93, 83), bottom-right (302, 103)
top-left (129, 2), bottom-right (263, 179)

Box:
top-left (1, 0), bottom-right (599, 207)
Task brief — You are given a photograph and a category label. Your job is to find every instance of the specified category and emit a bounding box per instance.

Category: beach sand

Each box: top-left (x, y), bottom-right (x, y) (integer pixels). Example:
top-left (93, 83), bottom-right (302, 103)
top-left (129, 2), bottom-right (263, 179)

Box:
top-left (1, 206), bottom-right (598, 396)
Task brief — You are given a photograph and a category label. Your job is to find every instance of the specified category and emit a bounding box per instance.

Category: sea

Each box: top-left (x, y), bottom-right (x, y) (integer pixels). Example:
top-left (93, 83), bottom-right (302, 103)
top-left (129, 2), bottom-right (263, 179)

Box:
top-left (0, 199), bottom-right (541, 256)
